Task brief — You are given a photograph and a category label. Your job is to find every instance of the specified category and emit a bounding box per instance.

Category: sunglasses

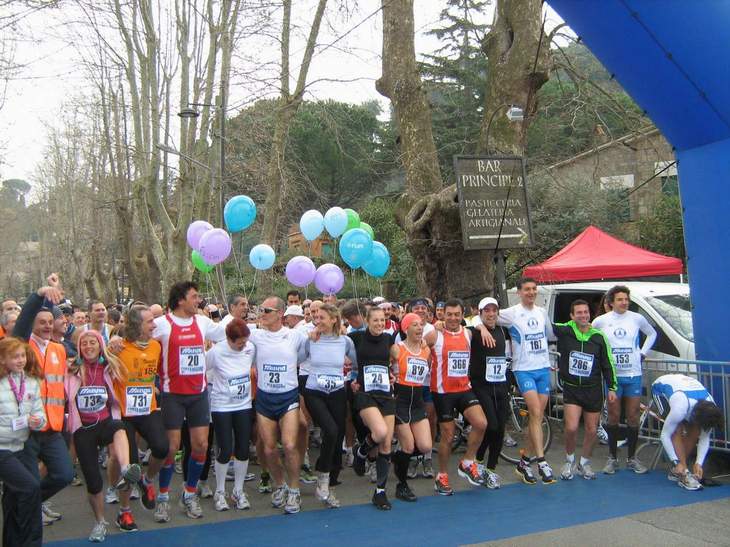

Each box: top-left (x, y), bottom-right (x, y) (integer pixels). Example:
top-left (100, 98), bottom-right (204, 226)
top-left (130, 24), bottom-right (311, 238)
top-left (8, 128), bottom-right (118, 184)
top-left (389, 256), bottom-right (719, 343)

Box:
top-left (261, 307), bottom-right (279, 314)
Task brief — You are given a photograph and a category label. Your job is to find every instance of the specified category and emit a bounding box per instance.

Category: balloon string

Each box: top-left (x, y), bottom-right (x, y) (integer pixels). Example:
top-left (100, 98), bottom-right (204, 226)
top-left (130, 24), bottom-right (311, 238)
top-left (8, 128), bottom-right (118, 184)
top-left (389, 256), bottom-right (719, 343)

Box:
top-left (247, 269), bottom-right (258, 302)
top-left (229, 234), bottom-right (246, 289)
top-left (205, 272), bottom-right (213, 300)
top-left (379, 279), bottom-right (384, 299)
top-left (351, 269), bottom-right (359, 302)
top-left (365, 272), bottom-right (372, 298)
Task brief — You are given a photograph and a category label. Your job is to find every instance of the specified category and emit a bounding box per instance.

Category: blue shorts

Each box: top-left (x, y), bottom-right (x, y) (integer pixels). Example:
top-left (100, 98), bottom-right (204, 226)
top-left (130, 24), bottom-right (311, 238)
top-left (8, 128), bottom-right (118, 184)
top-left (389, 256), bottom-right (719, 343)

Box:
top-left (514, 368), bottom-right (551, 395)
top-left (616, 375), bottom-right (642, 398)
top-left (255, 388), bottom-right (300, 421)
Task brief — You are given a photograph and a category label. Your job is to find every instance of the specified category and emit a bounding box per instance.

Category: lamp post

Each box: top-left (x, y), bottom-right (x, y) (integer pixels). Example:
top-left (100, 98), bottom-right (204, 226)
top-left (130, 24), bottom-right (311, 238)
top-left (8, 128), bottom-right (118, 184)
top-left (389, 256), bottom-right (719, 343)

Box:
top-left (483, 103), bottom-right (524, 306)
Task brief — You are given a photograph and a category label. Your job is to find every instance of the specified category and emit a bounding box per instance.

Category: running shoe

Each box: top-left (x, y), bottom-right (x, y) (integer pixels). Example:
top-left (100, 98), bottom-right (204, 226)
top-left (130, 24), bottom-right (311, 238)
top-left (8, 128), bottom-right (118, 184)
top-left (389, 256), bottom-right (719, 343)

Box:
top-left (668, 468), bottom-right (683, 482)
top-left (627, 457), bottom-right (648, 474)
top-left (300, 465), bottom-right (317, 485)
top-left (372, 489), bottom-right (392, 510)
top-left (515, 459), bottom-right (537, 485)
top-left (457, 460), bottom-right (484, 486)
top-left (115, 511), bottom-right (138, 532)
top-left (678, 471), bottom-right (702, 491)
top-left (315, 472), bottom-right (330, 502)
top-left (42, 512), bottom-right (55, 527)
top-left (244, 472), bottom-right (255, 482)
top-left (324, 487), bottom-right (341, 508)
top-left (395, 482), bottom-right (417, 502)
top-left (71, 472), bottom-right (83, 487)
top-left (434, 473), bottom-right (454, 496)
top-left (153, 499), bottom-right (170, 523)
top-left (603, 456), bottom-right (619, 475)
top-left (483, 468), bottom-right (501, 489)
top-left (130, 485), bottom-right (140, 500)
top-left (41, 502), bottom-right (62, 521)
top-left (560, 461), bottom-right (574, 481)
top-left (232, 489), bottom-right (251, 510)
top-left (407, 457), bottom-right (419, 479)
top-left (258, 471), bottom-right (273, 493)
top-left (503, 433), bottom-right (518, 447)
top-left (344, 448), bottom-right (354, 468)
top-left (138, 478), bottom-right (156, 510)
top-left (596, 424), bottom-right (609, 445)
top-left (537, 461), bottom-right (556, 484)
top-left (576, 461), bottom-right (596, 480)
top-left (352, 448), bottom-right (367, 476)
top-left (271, 485), bottom-right (287, 508)
top-left (179, 492), bottom-right (203, 519)
top-left (88, 520), bottom-right (108, 542)
top-left (284, 490), bottom-right (301, 514)
top-left (214, 491), bottom-right (229, 512)
top-left (105, 486), bottom-right (119, 504)
top-left (115, 463), bottom-right (142, 492)
top-left (197, 480), bottom-right (214, 498)
top-left (421, 457), bottom-right (435, 478)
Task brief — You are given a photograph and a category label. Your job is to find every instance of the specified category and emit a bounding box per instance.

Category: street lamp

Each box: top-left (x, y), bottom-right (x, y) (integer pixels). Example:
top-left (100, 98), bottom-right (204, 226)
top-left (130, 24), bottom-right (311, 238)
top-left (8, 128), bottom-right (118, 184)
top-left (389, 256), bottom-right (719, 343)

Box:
top-left (483, 103), bottom-right (524, 307)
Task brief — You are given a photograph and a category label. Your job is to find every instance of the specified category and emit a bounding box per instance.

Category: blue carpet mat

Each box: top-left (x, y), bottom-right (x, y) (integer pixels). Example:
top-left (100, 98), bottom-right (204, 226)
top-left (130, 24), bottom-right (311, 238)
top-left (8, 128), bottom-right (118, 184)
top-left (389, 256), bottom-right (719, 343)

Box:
top-left (48, 471), bottom-right (729, 546)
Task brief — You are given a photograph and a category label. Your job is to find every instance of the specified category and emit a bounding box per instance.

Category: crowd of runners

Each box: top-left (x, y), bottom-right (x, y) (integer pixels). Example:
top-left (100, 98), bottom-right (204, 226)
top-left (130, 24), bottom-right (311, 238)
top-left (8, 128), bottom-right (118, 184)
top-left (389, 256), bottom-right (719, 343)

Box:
top-left (0, 274), bottom-right (724, 545)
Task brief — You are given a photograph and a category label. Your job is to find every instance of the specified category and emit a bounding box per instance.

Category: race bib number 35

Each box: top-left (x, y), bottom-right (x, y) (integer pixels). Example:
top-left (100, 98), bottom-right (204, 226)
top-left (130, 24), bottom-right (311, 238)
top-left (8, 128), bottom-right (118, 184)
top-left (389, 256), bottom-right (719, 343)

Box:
top-left (405, 357), bottom-right (428, 384)
top-left (363, 365), bottom-right (389, 392)
top-left (77, 386), bottom-right (108, 413)
top-left (316, 374), bottom-right (344, 393)
top-left (486, 357), bottom-right (507, 383)
top-left (179, 346), bottom-right (204, 376)
top-left (447, 351), bottom-right (469, 377)
top-left (125, 386), bottom-right (153, 416)
top-left (569, 351), bottom-right (594, 377)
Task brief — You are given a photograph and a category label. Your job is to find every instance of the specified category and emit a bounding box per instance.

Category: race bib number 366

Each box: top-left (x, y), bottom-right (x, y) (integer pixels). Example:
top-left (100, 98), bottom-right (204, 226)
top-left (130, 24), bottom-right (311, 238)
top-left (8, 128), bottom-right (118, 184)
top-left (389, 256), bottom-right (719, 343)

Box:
top-left (447, 351), bottom-right (469, 377)
top-left (179, 346), bottom-right (204, 376)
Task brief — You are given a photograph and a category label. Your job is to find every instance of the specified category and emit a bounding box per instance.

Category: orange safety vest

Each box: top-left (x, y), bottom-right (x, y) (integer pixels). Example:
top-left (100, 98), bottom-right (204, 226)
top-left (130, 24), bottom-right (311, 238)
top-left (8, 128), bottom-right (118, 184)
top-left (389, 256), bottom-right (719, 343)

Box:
top-left (30, 338), bottom-right (67, 432)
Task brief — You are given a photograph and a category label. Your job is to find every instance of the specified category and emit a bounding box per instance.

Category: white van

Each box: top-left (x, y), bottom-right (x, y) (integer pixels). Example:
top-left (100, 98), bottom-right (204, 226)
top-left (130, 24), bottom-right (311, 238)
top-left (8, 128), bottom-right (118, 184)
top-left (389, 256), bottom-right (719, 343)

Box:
top-left (507, 281), bottom-right (695, 361)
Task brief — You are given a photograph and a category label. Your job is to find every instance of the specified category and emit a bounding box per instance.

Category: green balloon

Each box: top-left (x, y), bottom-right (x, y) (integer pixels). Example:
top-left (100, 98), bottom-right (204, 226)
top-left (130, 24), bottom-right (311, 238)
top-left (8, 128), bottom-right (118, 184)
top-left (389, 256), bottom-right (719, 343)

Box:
top-left (360, 221), bottom-right (374, 240)
top-left (191, 250), bottom-right (214, 273)
top-left (344, 208), bottom-right (360, 231)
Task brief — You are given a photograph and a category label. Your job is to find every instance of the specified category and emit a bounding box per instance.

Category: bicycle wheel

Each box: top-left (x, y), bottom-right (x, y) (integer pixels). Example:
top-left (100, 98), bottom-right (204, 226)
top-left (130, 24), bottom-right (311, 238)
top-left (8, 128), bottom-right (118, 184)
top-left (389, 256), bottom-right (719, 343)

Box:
top-left (634, 441), bottom-right (666, 471)
top-left (500, 397), bottom-right (552, 464)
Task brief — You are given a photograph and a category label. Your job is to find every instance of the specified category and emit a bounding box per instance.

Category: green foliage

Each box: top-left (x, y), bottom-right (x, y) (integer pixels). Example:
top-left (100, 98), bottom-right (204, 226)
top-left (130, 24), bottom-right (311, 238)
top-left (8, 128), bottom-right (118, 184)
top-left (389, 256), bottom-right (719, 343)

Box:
top-left (638, 194), bottom-right (686, 262)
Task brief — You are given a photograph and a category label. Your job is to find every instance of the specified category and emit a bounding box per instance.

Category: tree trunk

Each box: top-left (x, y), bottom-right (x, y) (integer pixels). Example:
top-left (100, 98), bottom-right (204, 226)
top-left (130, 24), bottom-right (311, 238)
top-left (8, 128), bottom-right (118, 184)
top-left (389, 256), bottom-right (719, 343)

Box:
top-left (377, 0), bottom-right (549, 300)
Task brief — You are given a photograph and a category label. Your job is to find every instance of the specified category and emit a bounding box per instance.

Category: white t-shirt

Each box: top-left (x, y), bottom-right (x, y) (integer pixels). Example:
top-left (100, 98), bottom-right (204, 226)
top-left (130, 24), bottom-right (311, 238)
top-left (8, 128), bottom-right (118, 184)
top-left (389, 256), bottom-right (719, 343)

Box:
top-left (498, 304), bottom-right (553, 371)
top-left (593, 310), bottom-right (657, 377)
top-left (205, 340), bottom-right (254, 412)
top-left (295, 322), bottom-right (316, 376)
top-left (250, 327), bottom-right (306, 394)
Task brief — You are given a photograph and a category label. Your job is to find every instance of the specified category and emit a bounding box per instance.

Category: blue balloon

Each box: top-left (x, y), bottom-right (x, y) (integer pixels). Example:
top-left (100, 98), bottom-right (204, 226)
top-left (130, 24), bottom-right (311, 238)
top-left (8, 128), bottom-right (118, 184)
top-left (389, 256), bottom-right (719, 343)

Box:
top-left (249, 244), bottom-right (275, 270)
top-left (224, 195), bottom-right (256, 232)
top-left (362, 241), bottom-right (390, 278)
top-left (299, 210), bottom-right (324, 241)
top-left (338, 228), bottom-right (373, 268)
top-left (324, 207), bottom-right (348, 238)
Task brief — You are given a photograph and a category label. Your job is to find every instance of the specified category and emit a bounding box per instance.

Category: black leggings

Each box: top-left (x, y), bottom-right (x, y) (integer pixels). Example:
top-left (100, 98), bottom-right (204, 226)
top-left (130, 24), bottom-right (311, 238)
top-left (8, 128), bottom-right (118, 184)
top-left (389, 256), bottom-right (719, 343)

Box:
top-left (211, 409), bottom-right (253, 464)
top-left (473, 383), bottom-right (509, 469)
top-left (182, 421), bottom-right (213, 482)
top-left (303, 388), bottom-right (347, 483)
top-left (124, 411), bottom-right (169, 463)
top-left (73, 418), bottom-right (125, 494)
top-left (346, 381), bottom-right (368, 445)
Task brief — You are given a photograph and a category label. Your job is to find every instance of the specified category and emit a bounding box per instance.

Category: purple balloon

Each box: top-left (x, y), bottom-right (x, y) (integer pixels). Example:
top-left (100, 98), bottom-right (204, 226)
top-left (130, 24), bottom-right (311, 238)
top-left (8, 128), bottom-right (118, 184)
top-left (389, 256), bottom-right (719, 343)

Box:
top-left (187, 220), bottom-right (213, 251)
top-left (198, 228), bottom-right (232, 265)
top-left (314, 263), bottom-right (345, 295)
top-left (285, 256), bottom-right (316, 287)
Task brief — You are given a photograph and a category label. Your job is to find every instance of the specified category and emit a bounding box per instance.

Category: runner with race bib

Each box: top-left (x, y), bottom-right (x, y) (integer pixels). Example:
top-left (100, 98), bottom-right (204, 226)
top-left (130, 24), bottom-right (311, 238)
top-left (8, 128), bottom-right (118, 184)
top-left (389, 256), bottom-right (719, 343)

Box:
top-left (593, 285), bottom-right (657, 475)
top-left (349, 306), bottom-right (396, 510)
top-left (302, 304), bottom-right (357, 509)
top-left (553, 300), bottom-right (617, 481)
top-left (390, 313), bottom-right (432, 502)
top-left (205, 318), bottom-right (254, 512)
top-left (468, 297), bottom-right (511, 489)
top-left (115, 305), bottom-right (168, 517)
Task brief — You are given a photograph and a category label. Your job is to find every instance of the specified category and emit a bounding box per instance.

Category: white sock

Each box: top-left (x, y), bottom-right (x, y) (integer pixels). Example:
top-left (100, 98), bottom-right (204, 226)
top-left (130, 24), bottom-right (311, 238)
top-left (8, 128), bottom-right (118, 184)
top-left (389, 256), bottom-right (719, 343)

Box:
top-left (566, 453), bottom-right (575, 463)
top-left (303, 450), bottom-right (310, 468)
top-left (423, 450), bottom-right (432, 461)
top-left (580, 456), bottom-right (590, 467)
top-left (214, 461), bottom-right (228, 493)
top-left (233, 459), bottom-right (248, 493)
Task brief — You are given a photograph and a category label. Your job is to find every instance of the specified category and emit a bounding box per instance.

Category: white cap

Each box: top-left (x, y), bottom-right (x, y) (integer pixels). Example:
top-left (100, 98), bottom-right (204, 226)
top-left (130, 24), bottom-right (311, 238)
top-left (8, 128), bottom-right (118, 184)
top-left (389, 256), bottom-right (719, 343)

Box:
top-left (478, 297), bottom-right (499, 310)
top-left (284, 305), bottom-right (304, 317)
top-left (372, 296), bottom-right (386, 304)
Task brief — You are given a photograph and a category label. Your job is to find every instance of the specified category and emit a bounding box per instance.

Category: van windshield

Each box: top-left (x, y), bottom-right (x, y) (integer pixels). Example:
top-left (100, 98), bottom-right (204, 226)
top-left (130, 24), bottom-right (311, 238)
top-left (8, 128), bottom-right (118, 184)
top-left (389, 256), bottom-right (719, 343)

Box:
top-left (646, 295), bottom-right (694, 342)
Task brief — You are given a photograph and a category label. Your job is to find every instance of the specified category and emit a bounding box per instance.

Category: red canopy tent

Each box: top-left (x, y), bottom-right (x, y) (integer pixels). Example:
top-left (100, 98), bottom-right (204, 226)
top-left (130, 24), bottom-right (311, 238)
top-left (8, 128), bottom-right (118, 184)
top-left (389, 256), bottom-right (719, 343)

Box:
top-left (523, 226), bottom-right (684, 283)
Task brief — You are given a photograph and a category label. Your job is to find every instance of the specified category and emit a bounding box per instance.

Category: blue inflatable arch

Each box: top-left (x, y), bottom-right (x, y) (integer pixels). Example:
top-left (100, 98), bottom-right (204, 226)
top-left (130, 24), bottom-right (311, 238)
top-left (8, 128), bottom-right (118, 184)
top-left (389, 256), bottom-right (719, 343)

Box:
top-left (550, 0), bottom-right (730, 362)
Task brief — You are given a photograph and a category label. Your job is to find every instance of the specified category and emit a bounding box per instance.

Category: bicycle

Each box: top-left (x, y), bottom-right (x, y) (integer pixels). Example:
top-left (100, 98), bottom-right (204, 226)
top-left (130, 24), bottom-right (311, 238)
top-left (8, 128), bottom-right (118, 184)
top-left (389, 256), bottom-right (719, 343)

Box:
top-left (633, 399), bottom-right (669, 471)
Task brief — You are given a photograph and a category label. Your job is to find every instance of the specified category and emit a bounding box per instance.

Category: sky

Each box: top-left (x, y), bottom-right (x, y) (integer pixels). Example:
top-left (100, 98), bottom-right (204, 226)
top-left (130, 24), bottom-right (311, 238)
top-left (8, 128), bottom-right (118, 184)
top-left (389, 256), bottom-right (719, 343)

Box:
top-left (0, 1), bottom-right (566, 186)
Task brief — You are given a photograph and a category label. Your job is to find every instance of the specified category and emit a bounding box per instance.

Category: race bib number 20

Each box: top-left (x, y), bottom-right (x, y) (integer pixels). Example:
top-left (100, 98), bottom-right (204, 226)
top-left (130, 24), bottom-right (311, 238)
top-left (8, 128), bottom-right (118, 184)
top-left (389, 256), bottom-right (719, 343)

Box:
top-left (179, 346), bottom-right (204, 376)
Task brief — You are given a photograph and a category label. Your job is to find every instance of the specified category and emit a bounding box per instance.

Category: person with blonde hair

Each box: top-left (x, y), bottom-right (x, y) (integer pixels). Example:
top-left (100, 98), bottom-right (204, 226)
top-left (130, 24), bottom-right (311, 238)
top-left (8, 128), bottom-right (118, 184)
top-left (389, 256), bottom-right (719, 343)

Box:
top-left (65, 330), bottom-right (141, 542)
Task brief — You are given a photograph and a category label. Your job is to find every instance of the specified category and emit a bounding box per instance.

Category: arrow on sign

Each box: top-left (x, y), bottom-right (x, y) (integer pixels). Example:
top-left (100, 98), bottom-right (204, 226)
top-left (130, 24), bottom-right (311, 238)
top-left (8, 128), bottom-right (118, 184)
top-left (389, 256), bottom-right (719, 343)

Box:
top-left (469, 227), bottom-right (529, 244)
